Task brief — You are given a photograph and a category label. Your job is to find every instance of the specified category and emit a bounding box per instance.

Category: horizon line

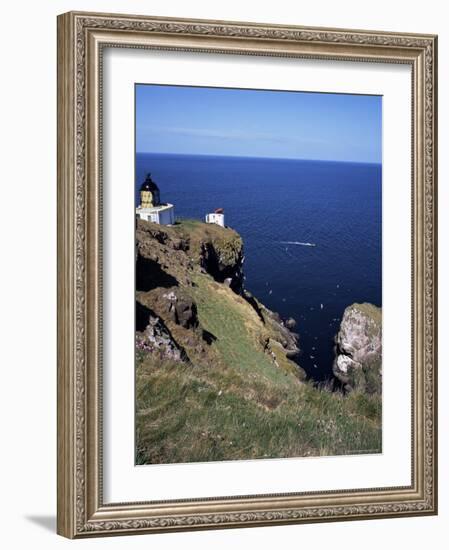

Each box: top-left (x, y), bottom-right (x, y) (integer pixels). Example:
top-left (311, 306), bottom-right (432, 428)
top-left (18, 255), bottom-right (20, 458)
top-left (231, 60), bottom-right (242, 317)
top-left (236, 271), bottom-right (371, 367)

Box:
top-left (135, 151), bottom-right (382, 166)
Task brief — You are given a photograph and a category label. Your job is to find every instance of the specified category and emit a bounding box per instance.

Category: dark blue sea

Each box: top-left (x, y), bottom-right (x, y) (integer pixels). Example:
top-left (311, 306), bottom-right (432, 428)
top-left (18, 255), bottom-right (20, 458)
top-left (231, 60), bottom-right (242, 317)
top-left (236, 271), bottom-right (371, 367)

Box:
top-left (136, 153), bottom-right (382, 381)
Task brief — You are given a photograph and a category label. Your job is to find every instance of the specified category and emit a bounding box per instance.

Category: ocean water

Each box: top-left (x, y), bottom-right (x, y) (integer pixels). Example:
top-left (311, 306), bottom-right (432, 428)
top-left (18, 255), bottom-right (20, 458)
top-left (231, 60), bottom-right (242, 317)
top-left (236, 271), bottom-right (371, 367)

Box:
top-left (136, 153), bottom-right (382, 381)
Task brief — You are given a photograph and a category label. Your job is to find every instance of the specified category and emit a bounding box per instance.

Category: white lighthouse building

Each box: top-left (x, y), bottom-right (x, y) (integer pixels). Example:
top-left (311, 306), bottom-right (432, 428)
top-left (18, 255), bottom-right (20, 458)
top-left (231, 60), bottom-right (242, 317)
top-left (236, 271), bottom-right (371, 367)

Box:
top-left (136, 173), bottom-right (175, 225)
top-left (206, 208), bottom-right (225, 228)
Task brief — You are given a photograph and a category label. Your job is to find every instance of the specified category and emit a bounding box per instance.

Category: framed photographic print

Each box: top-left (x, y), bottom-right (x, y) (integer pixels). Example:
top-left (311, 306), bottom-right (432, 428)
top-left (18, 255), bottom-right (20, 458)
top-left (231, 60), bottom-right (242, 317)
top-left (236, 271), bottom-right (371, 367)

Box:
top-left (57, 11), bottom-right (438, 538)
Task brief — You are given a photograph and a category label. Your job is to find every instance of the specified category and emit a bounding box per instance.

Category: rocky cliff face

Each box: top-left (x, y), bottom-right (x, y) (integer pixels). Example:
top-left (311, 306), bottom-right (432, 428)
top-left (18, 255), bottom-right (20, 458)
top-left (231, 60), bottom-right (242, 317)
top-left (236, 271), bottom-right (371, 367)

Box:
top-left (333, 303), bottom-right (382, 394)
top-left (136, 301), bottom-right (187, 362)
top-left (135, 220), bottom-right (383, 465)
top-left (135, 218), bottom-right (305, 380)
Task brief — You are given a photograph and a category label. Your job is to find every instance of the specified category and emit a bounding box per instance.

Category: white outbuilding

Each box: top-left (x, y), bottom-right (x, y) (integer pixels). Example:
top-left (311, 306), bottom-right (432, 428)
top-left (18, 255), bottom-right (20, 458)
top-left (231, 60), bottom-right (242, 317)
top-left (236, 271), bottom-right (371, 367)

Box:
top-left (205, 208), bottom-right (225, 227)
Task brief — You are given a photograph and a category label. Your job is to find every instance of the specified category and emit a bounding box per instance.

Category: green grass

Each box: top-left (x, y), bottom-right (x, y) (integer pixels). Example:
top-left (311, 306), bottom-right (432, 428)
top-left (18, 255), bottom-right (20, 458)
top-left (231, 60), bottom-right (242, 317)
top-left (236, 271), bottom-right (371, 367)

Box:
top-left (136, 274), bottom-right (382, 465)
top-left (352, 302), bottom-right (382, 324)
top-left (136, 277), bottom-right (382, 465)
top-left (190, 275), bottom-right (300, 386)
top-left (136, 358), bottom-right (382, 464)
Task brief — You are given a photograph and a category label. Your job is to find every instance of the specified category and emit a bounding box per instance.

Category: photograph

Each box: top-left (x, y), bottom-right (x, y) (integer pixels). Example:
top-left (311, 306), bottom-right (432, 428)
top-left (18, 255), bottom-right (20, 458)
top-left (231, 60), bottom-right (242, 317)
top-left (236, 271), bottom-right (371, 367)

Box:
top-left (134, 84), bottom-right (383, 465)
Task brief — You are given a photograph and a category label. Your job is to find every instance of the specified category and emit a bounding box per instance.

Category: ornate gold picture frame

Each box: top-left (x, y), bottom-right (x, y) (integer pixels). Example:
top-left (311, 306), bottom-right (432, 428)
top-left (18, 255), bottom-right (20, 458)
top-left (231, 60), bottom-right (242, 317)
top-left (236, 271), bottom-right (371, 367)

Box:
top-left (57, 11), bottom-right (437, 538)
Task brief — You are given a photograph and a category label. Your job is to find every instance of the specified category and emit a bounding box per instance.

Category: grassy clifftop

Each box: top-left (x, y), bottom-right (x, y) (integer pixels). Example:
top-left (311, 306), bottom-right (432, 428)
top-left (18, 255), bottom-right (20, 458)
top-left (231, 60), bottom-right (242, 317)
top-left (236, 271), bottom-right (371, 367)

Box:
top-left (136, 219), bottom-right (381, 464)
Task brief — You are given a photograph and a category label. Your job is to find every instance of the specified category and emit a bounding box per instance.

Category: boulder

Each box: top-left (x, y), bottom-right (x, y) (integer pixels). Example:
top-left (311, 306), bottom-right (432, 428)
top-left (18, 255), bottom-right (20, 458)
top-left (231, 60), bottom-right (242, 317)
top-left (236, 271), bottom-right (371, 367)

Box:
top-left (285, 317), bottom-right (297, 329)
top-left (333, 303), bottom-right (382, 393)
top-left (161, 289), bottom-right (198, 329)
top-left (135, 302), bottom-right (186, 362)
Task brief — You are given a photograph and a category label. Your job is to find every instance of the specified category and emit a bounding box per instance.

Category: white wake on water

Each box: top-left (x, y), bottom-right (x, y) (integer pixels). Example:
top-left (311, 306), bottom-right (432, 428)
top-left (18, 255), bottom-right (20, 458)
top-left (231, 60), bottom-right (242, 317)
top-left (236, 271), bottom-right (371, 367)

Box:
top-left (280, 241), bottom-right (316, 247)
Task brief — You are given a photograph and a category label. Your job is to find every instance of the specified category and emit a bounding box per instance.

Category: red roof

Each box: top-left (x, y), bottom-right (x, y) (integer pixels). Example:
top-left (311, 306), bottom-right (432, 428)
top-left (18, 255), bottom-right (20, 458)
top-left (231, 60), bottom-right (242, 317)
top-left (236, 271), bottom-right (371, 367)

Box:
top-left (214, 208), bottom-right (224, 214)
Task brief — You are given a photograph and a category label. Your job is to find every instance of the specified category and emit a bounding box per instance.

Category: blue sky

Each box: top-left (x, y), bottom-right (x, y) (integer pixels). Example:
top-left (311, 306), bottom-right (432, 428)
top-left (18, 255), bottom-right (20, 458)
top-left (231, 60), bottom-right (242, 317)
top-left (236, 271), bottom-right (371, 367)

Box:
top-left (136, 84), bottom-right (382, 163)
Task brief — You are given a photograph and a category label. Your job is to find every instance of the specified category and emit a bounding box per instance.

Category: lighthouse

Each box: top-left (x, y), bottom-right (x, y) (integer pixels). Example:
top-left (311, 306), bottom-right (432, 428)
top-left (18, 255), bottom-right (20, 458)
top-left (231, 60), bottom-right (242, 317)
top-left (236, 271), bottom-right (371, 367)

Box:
top-left (136, 173), bottom-right (175, 225)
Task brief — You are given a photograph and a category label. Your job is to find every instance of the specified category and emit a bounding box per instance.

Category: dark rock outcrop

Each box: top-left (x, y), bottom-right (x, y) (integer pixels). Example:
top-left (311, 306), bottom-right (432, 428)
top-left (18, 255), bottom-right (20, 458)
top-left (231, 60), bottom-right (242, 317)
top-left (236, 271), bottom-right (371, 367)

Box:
top-left (200, 240), bottom-right (244, 293)
top-left (160, 289), bottom-right (198, 329)
top-left (136, 254), bottom-right (179, 291)
top-left (136, 302), bottom-right (187, 362)
top-left (242, 290), bottom-right (265, 323)
top-left (333, 303), bottom-right (382, 393)
top-left (261, 307), bottom-right (300, 358)
top-left (136, 220), bottom-right (192, 286)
